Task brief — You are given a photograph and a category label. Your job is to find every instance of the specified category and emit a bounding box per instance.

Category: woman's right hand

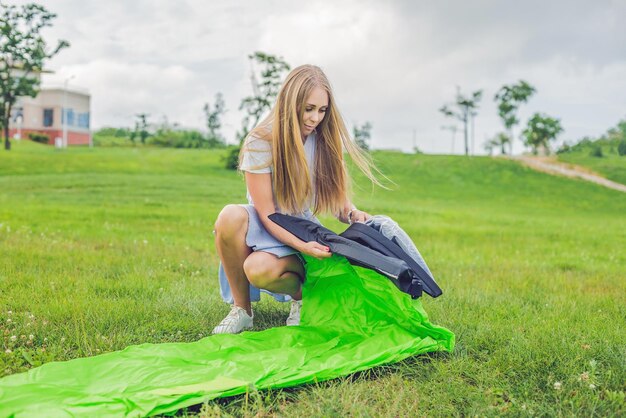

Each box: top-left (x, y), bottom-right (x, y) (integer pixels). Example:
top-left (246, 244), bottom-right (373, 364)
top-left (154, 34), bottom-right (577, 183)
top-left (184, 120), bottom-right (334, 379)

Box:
top-left (299, 241), bottom-right (332, 260)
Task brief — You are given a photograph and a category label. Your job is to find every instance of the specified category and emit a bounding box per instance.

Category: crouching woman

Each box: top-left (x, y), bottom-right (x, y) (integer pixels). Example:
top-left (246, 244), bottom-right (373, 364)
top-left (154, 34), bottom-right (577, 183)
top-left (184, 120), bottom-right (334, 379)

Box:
top-left (212, 64), bottom-right (378, 334)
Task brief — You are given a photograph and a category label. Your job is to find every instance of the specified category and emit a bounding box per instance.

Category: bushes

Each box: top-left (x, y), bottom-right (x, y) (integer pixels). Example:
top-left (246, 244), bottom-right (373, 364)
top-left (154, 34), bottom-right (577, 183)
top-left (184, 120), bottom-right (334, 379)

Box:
top-left (28, 133), bottom-right (50, 144)
top-left (93, 135), bottom-right (135, 147)
top-left (564, 135), bottom-right (626, 158)
top-left (556, 143), bottom-right (571, 154)
top-left (223, 146), bottom-right (240, 170)
top-left (618, 140), bottom-right (626, 156)
top-left (589, 145), bottom-right (603, 158)
top-left (148, 130), bottom-right (221, 149)
top-left (92, 127), bottom-right (228, 149)
top-left (96, 127), bottom-right (132, 138)
top-left (564, 120), bottom-right (626, 157)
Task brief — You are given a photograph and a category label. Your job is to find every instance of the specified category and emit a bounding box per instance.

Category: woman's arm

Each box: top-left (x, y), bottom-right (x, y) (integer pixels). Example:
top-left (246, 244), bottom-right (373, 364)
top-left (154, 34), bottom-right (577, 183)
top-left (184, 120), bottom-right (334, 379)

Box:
top-left (246, 172), bottom-right (331, 259)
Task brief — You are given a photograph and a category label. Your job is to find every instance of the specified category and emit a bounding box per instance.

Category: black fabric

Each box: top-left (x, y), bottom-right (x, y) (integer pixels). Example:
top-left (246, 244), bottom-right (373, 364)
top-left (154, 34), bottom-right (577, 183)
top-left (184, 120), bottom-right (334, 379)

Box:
top-left (269, 213), bottom-right (442, 299)
top-left (340, 223), bottom-right (442, 297)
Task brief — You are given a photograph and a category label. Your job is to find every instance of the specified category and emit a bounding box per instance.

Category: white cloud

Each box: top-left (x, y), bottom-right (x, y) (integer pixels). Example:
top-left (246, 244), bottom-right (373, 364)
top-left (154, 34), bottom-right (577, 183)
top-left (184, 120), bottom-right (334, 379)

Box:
top-left (45, 60), bottom-right (203, 127)
top-left (16, 0), bottom-right (624, 152)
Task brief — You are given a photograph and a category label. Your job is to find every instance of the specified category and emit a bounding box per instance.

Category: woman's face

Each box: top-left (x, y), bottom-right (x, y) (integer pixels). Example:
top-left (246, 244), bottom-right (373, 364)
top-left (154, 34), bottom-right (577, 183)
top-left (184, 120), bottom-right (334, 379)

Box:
top-left (300, 87), bottom-right (329, 138)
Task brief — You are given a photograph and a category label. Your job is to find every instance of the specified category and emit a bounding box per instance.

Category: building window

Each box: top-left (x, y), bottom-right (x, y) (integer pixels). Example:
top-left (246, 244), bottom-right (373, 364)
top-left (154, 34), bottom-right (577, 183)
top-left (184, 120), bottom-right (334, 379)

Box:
top-left (43, 109), bottom-right (54, 127)
top-left (62, 108), bottom-right (76, 126)
top-left (77, 112), bottom-right (90, 129)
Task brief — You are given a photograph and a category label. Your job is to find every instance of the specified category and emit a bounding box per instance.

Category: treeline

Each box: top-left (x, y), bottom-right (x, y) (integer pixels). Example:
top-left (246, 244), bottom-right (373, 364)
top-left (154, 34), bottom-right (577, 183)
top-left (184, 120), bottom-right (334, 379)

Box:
top-left (557, 119), bottom-right (626, 158)
top-left (0, 3), bottom-right (69, 151)
top-left (93, 126), bottom-right (225, 149)
top-left (95, 92), bottom-right (227, 149)
top-left (439, 81), bottom-right (566, 156)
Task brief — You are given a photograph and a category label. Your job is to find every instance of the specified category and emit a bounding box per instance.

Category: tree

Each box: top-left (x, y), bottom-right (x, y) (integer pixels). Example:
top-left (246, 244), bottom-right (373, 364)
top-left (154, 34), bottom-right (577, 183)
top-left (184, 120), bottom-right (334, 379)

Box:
top-left (225, 52), bottom-right (290, 170)
top-left (484, 132), bottom-right (511, 156)
top-left (237, 52), bottom-right (290, 143)
top-left (353, 121), bottom-right (372, 151)
top-left (618, 140), bottom-right (626, 156)
top-left (589, 144), bottom-right (603, 158)
top-left (0, 3), bottom-right (69, 150)
top-left (483, 137), bottom-right (498, 156)
top-left (522, 113), bottom-right (563, 155)
top-left (439, 87), bottom-right (483, 156)
top-left (203, 92), bottom-right (226, 147)
top-left (132, 113), bottom-right (150, 145)
top-left (494, 80), bottom-right (536, 155)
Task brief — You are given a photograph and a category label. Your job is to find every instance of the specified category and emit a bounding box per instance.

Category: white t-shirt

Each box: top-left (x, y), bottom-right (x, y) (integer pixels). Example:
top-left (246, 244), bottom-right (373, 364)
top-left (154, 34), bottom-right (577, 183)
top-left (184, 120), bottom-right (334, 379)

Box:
top-left (239, 132), bottom-right (317, 218)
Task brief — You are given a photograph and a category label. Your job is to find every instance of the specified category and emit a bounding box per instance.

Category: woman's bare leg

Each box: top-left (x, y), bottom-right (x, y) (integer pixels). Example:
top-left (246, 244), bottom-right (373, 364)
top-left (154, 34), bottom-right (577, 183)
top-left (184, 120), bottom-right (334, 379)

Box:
top-left (243, 252), bottom-right (305, 299)
top-left (214, 205), bottom-right (253, 315)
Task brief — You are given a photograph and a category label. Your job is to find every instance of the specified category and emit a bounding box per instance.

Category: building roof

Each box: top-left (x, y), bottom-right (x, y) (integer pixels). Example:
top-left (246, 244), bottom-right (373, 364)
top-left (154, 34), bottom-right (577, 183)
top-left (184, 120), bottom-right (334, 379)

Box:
top-left (41, 85), bottom-right (90, 97)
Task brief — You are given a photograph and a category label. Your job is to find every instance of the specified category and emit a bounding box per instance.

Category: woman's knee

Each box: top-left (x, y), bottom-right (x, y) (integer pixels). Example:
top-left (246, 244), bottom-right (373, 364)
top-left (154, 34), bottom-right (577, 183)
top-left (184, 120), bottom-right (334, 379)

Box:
top-left (244, 253), bottom-right (304, 289)
top-left (214, 205), bottom-right (248, 239)
top-left (243, 253), bottom-right (281, 289)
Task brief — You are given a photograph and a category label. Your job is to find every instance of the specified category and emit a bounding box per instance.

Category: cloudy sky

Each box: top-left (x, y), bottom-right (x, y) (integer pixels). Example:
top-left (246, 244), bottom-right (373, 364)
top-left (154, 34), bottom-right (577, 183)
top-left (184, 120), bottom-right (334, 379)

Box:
top-left (17, 0), bottom-right (626, 154)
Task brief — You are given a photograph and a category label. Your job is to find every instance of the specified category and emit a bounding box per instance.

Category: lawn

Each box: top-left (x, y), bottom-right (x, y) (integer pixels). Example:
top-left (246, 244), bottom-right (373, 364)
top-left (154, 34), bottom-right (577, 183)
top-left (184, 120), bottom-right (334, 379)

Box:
top-left (0, 140), bottom-right (624, 416)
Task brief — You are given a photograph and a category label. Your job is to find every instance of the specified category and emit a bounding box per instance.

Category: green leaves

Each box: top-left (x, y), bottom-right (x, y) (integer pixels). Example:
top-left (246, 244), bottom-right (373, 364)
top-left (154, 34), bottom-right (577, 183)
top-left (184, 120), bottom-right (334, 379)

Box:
top-left (204, 92), bottom-right (226, 146)
top-left (493, 80), bottom-right (536, 154)
top-left (353, 121), bottom-right (372, 152)
top-left (237, 52), bottom-right (291, 143)
top-left (522, 113), bottom-right (564, 155)
top-left (0, 2), bottom-right (69, 150)
top-left (439, 87), bottom-right (483, 155)
top-left (484, 132), bottom-right (511, 156)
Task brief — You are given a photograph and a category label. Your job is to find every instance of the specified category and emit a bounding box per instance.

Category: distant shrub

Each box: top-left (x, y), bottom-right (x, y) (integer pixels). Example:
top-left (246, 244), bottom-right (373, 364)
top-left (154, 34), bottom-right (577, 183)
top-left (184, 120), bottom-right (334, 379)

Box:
top-left (556, 143), bottom-right (571, 154)
top-left (95, 127), bottom-right (133, 138)
top-left (589, 145), bottom-right (603, 158)
top-left (28, 133), bottom-right (50, 144)
top-left (224, 146), bottom-right (240, 170)
top-left (93, 135), bottom-right (135, 147)
top-left (148, 130), bottom-right (225, 149)
top-left (92, 127), bottom-right (227, 149)
top-left (567, 120), bottom-right (626, 156)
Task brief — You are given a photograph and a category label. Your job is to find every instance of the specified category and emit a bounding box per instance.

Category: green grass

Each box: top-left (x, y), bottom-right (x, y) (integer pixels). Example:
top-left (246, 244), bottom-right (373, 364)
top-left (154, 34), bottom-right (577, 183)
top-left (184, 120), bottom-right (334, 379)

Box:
top-left (1, 140), bottom-right (625, 417)
top-left (557, 141), bottom-right (626, 185)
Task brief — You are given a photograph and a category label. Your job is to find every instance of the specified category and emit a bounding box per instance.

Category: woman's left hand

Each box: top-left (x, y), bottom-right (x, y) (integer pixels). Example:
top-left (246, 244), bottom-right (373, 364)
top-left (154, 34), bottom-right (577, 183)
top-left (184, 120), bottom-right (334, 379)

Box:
top-left (350, 209), bottom-right (371, 224)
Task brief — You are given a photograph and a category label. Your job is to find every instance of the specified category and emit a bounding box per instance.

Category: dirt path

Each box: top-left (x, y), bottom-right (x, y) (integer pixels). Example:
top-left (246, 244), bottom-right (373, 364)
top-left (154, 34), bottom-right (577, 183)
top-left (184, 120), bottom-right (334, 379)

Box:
top-left (510, 155), bottom-right (626, 193)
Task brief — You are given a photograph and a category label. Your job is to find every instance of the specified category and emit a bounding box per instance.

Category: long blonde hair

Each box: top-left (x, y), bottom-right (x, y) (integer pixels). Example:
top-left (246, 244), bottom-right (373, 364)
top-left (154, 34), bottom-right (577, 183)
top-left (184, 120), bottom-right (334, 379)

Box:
top-left (240, 64), bottom-right (381, 216)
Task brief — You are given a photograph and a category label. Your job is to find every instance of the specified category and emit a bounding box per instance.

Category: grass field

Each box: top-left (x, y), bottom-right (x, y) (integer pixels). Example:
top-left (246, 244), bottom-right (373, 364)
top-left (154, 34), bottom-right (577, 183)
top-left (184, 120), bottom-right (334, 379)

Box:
top-left (1, 140), bottom-right (625, 417)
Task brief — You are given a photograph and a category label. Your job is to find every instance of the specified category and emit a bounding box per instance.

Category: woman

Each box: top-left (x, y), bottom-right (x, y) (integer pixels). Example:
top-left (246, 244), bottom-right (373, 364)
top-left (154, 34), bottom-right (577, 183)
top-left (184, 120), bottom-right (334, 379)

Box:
top-left (212, 64), bottom-right (380, 334)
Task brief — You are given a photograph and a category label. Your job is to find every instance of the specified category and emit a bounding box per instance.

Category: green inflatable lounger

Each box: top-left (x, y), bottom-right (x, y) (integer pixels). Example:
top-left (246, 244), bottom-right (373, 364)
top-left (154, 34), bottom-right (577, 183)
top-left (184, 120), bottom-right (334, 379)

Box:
top-left (0, 224), bottom-right (454, 417)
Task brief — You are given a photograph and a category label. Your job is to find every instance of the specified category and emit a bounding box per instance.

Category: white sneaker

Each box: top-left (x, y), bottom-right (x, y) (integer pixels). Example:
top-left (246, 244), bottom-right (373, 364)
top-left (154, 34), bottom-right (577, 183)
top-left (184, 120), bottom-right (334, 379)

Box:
top-left (212, 306), bottom-right (253, 334)
top-left (286, 300), bottom-right (302, 326)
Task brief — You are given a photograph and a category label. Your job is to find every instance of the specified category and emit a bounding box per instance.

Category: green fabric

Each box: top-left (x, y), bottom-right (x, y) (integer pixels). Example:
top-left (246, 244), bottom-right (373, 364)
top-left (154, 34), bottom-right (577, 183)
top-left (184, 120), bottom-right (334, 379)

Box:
top-left (0, 255), bottom-right (454, 417)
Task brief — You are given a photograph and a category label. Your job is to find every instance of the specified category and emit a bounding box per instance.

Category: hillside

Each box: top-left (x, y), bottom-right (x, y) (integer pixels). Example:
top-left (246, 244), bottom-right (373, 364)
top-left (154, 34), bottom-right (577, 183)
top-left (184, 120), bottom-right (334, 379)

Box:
top-left (0, 140), bottom-right (624, 416)
top-left (556, 122), bottom-right (626, 185)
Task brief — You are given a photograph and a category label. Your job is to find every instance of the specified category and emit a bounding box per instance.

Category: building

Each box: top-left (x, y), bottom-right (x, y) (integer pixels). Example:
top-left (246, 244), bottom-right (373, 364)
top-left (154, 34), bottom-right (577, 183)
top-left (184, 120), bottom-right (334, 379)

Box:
top-left (8, 87), bottom-right (91, 146)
